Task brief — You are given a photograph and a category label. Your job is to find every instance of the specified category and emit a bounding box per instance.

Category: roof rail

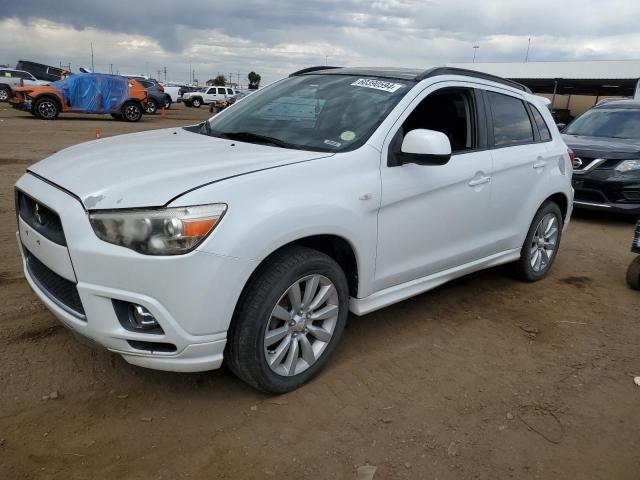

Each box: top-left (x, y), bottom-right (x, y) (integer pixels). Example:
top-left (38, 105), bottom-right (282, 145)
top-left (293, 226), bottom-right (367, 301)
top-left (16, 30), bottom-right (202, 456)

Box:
top-left (289, 66), bottom-right (341, 77)
top-left (417, 67), bottom-right (531, 93)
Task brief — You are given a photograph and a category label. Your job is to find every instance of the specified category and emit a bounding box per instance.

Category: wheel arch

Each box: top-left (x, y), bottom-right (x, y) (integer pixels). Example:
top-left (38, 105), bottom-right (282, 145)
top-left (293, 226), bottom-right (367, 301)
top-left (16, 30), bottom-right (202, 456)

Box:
top-left (235, 234), bottom-right (360, 311)
top-left (544, 192), bottom-right (569, 222)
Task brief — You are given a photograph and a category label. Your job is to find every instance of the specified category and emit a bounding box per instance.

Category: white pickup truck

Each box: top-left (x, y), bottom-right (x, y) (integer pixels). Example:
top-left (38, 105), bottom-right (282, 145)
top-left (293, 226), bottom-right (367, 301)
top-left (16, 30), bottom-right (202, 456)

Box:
top-left (0, 68), bottom-right (48, 101)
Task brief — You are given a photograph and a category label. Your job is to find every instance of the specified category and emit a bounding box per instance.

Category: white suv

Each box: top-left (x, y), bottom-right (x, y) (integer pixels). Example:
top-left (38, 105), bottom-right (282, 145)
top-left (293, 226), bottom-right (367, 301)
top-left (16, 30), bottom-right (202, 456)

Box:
top-left (0, 68), bottom-right (48, 101)
top-left (182, 86), bottom-right (236, 108)
top-left (15, 67), bottom-right (573, 393)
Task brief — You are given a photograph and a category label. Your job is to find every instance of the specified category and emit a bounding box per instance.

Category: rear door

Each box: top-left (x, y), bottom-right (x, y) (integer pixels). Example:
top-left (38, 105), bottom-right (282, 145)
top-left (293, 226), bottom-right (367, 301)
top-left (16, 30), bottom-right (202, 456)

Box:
top-left (482, 88), bottom-right (553, 252)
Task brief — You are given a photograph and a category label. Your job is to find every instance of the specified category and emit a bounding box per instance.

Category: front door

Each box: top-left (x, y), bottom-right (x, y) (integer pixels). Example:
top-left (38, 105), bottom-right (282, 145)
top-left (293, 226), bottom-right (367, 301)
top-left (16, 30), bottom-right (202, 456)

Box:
top-left (375, 84), bottom-right (494, 291)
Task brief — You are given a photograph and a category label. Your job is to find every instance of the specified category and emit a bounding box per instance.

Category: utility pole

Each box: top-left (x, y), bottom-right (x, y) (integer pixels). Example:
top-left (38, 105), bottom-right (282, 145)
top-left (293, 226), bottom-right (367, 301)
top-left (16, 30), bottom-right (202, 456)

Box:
top-left (90, 42), bottom-right (95, 72)
top-left (163, 66), bottom-right (167, 82)
top-left (525, 37), bottom-right (531, 63)
top-left (472, 45), bottom-right (479, 63)
top-left (325, 55), bottom-right (328, 65)
top-left (237, 72), bottom-right (240, 88)
top-left (110, 63), bottom-right (113, 74)
top-left (157, 69), bottom-right (161, 80)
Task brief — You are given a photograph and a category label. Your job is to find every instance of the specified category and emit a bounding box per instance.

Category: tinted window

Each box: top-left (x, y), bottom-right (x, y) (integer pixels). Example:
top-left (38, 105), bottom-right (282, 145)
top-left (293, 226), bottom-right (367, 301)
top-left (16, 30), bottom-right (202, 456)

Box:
top-left (227, 88), bottom-right (233, 95)
top-left (217, 88), bottom-right (226, 95)
top-left (530, 104), bottom-right (551, 141)
top-left (207, 88), bottom-right (216, 94)
top-left (487, 91), bottom-right (534, 146)
top-left (563, 108), bottom-right (640, 140)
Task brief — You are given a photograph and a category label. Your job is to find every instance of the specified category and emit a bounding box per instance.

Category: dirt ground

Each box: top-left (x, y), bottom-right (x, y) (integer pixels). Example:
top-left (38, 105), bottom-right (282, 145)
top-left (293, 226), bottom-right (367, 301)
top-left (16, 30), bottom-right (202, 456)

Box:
top-left (1, 103), bottom-right (639, 480)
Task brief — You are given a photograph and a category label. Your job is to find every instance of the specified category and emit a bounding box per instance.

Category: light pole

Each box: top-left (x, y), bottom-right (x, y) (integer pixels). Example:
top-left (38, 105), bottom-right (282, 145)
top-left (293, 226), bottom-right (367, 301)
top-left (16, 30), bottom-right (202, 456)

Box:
top-left (472, 45), bottom-right (479, 63)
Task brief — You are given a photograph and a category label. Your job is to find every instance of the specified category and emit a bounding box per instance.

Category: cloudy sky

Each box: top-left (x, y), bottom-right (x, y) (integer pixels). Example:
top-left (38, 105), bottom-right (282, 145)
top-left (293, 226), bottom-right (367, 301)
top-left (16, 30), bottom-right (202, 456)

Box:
top-left (2, 0), bottom-right (639, 86)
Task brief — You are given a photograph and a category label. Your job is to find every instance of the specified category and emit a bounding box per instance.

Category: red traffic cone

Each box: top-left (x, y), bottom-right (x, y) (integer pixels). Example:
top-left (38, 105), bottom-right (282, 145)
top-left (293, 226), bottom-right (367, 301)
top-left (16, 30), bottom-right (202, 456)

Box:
top-left (95, 128), bottom-right (101, 139)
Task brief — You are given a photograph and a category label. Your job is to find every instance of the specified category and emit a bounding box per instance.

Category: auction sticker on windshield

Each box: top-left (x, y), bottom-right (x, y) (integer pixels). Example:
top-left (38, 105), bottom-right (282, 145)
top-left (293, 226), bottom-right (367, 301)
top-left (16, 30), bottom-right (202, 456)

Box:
top-left (351, 78), bottom-right (405, 93)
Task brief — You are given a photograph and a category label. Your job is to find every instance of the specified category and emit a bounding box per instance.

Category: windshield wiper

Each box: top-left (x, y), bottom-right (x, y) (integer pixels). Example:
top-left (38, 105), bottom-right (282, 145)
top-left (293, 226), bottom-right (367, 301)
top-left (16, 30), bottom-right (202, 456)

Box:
top-left (218, 131), bottom-right (300, 149)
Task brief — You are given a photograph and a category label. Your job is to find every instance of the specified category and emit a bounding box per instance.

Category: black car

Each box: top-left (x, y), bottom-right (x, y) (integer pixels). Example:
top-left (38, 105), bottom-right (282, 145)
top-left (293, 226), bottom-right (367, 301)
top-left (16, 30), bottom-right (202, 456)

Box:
top-left (129, 78), bottom-right (171, 114)
top-left (562, 99), bottom-right (640, 215)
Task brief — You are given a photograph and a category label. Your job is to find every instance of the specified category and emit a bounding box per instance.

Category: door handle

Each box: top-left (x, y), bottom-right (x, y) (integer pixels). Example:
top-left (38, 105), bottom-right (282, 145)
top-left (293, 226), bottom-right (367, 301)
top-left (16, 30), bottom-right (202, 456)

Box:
top-left (468, 176), bottom-right (491, 187)
top-left (533, 159), bottom-right (547, 169)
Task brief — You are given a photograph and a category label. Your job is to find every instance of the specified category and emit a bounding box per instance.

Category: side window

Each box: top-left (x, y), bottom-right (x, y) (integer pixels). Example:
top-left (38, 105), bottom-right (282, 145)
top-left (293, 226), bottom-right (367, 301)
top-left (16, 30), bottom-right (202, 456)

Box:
top-left (217, 87), bottom-right (226, 95)
top-left (227, 88), bottom-right (233, 95)
top-left (400, 88), bottom-right (476, 153)
top-left (487, 91), bottom-right (534, 146)
top-left (207, 88), bottom-right (216, 94)
top-left (530, 104), bottom-right (552, 141)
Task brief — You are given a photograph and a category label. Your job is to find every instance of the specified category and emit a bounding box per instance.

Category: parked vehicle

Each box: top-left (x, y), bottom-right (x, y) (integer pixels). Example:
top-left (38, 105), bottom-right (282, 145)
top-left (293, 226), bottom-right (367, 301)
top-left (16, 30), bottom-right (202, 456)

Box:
top-left (10, 73), bottom-right (147, 121)
top-left (0, 68), bottom-right (49, 101)
top-left (130, 78), bottom-right (172, 113)
top-left (14, 66), bottom-right (572, 393)
top-left (562, 99), bottom-right (640, 215)
top-left (627, 221), bottom-right (640, 289)
top-left (183, 86), bottom-right (235, 108)
top-left (161, 84), bottom-right (181, 104)
top-left (15, 60), bottom-right (69, 82)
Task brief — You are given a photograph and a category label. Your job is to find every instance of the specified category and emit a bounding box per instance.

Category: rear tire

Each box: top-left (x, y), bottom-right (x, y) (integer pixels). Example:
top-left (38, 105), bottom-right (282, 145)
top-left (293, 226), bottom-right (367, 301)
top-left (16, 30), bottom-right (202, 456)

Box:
top-left (33, 97), bottom-right (60, 120)
top-left (121, 101), bottom-right (143, 122)
top-left (626, 256), bottom-right (640, 290)
top-left (226, 246), bottom-right (349, 393)
top-left (511, 201), bottom-right (563, 282)
top-left (0, 86), bottom-right (10, 102)
top-left (163, 96), bottom-right (172, 110)
top-left (191, 97), bottom-right (202, 108)
top-left (144, 98), bottom-right (158, 115)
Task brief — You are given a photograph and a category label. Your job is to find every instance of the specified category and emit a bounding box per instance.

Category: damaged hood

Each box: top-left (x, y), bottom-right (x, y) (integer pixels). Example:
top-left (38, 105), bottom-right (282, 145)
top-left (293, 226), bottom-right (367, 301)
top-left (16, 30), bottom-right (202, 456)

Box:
top-left (28, 127), bottom-right (332, 209)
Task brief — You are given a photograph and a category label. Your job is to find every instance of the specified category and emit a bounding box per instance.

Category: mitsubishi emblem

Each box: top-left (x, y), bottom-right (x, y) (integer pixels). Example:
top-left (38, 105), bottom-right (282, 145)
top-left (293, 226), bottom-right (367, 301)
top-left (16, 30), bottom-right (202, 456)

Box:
top-left (34, 203), bottom-right (44, 225)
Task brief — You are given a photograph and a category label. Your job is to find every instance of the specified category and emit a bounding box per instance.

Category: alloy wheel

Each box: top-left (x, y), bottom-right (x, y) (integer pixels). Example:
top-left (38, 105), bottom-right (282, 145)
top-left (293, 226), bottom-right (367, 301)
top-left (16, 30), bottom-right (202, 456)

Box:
top-left (37, 100), bottom-right (57, 119)
top-left (530, 213), bottom-right (559, 272)
top-left (263, 274), bottom-right (339, 376)
top-left (124, 104), bottom-right (140, 121)
top-left (0, 89), bottom-right (8, 101)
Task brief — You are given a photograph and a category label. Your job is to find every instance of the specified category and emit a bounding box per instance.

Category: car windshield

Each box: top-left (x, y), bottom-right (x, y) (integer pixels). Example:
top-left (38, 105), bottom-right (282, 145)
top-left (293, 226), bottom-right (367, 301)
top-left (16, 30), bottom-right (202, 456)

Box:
top-left (199, 74), bottom-right (413, 152)
top-left (564, 108), bottom-right (640, 139)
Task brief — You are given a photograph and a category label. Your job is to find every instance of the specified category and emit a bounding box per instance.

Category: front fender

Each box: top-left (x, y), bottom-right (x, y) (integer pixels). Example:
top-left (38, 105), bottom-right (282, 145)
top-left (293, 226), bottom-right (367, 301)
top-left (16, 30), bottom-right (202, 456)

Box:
top-left (170, 149), bottom-right (382, 297)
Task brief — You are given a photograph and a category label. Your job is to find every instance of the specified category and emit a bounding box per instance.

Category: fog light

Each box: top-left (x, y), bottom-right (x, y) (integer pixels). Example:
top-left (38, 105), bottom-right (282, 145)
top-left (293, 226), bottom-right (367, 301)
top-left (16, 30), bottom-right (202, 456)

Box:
top-left (131, 304), bottom-right (159, 330)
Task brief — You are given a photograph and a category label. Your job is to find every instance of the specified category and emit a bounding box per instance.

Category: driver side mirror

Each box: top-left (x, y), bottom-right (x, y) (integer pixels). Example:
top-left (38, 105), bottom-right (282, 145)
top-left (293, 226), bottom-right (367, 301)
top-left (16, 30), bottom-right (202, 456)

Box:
top-left (399, 129), bottom-right (452, 166)
top-left (556, 122), bottom-right (567, 131)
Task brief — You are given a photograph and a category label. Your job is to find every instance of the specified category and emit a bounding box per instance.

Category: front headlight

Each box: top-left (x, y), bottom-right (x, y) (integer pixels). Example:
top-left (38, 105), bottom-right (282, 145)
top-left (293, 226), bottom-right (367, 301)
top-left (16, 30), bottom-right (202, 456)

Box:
top-left (89, 204), bottom-right (227, 255)
top-left (616, 160), bottom-right (640, 173)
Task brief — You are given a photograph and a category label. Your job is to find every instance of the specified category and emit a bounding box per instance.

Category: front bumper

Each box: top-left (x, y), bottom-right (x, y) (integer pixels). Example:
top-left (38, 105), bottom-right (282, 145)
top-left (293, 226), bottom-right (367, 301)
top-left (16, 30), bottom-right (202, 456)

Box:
top-left (15, 173), bottom-right (256, 372)
top-left (572, 171), bottom-right (640, 215)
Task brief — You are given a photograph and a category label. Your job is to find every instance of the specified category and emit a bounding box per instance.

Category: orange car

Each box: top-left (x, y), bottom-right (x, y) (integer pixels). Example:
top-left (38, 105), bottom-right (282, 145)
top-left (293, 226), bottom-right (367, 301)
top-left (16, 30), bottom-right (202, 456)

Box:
top-left (10, 73), bottom-right (148, 121)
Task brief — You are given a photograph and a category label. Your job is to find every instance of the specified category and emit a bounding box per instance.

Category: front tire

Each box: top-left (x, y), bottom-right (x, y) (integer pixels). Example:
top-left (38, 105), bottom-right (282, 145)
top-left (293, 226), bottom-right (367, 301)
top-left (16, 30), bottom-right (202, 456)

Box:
top-left (33, 97), bottom-right (60, 120)
top-left (512, 201), bottom-right (563, 282)
top-left (226, 246), bottom-right (349, 393)
top-left (191, 97), bottom-right (202, 108)
top-left (163, 96), bottom-right (172, 110)
top-left (626, 257), bottom-right (640, 290)
top-left (121, 101), bottom-right (143, 122)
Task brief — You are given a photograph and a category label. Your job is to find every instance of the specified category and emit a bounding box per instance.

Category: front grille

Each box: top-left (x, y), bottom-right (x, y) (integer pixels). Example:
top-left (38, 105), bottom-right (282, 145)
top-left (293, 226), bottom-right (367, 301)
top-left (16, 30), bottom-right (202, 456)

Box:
top-left (24, 248), bottom-right (85, 319)
top-left (573, 157), bottom-right (620, 172)
top-left (16, 190), bottom-right (67, 246)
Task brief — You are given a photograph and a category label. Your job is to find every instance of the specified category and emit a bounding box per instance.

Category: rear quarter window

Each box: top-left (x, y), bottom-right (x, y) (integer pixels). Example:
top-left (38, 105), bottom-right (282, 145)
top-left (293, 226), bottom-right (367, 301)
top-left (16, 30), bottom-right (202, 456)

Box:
top-left (487, 91), bottom-right (534, 147)
top-left (530, 104), bottom-right (552, 141)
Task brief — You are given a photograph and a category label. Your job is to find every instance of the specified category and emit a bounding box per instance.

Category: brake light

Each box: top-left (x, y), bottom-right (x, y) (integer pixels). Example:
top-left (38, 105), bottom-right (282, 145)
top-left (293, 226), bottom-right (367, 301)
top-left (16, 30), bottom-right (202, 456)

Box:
top-left (157, 84), bottom-right (165, 92)
top-left (567, 147), bottom-right (576, 165)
